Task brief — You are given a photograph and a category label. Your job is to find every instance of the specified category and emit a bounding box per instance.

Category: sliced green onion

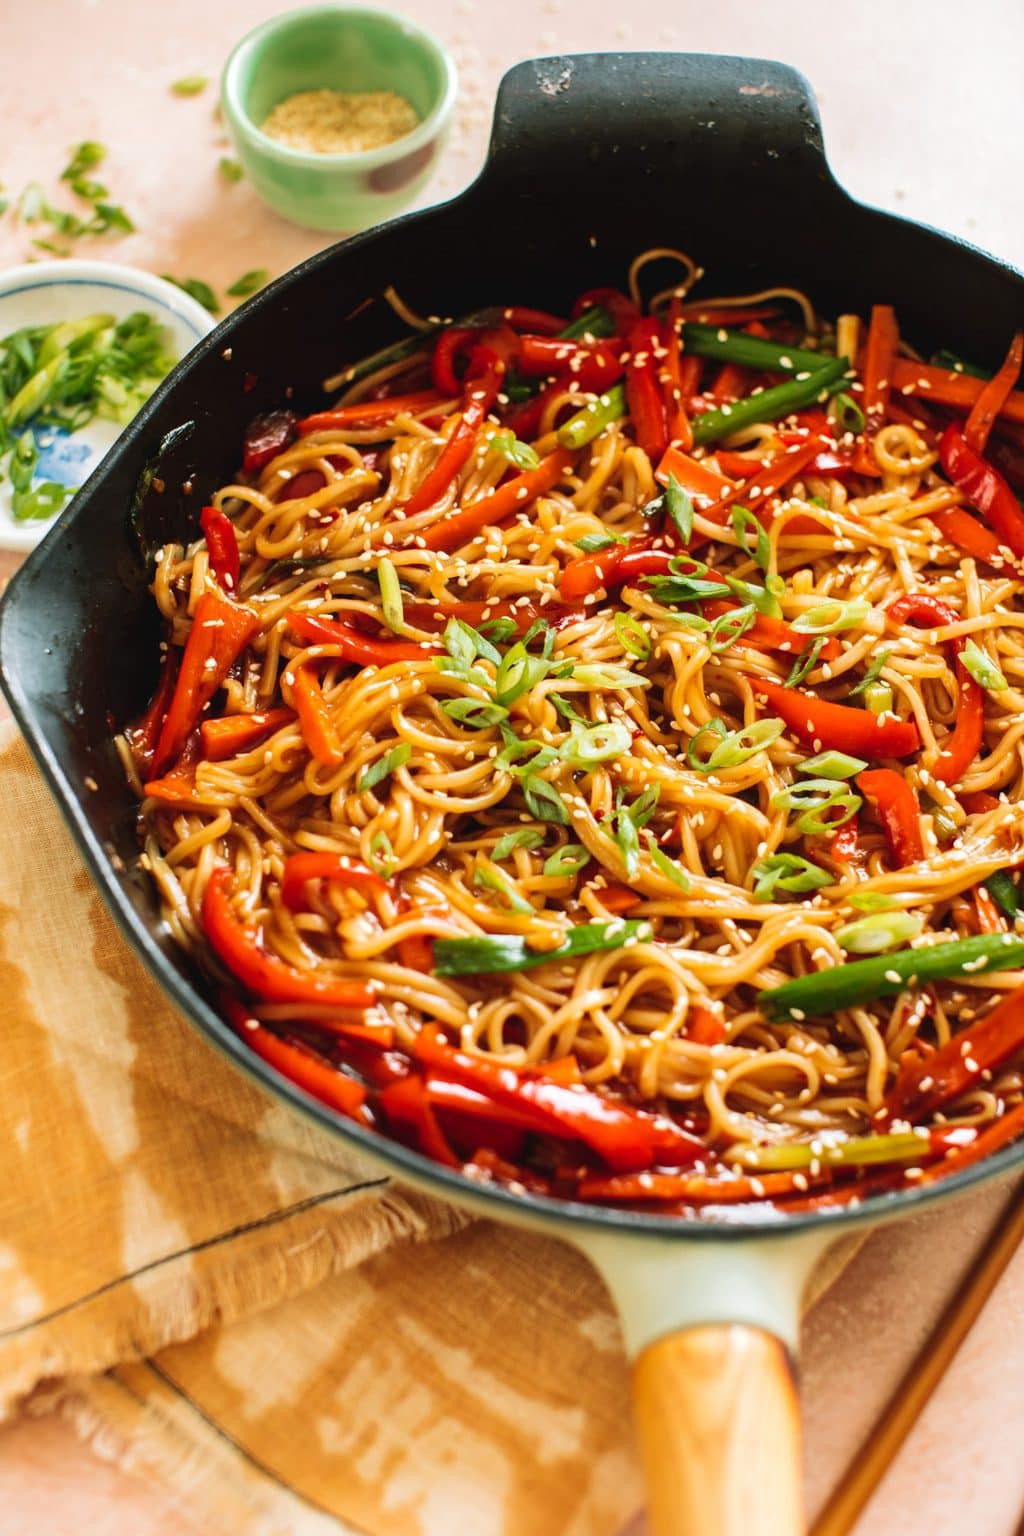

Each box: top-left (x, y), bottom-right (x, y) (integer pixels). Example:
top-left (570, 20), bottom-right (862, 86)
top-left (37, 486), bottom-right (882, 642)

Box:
top-left (835, 911), bottom-right (924, 955)
top-left (7, 353), bottom-right (69, 427)
top-left (847, 890), bottom-right (900, 912)
top-left (357, 741), bottom-right (411, 793)
top-left (731, 506), bottom-right (771, 571)
top-left (762, 932), bottom-right (1024, 1021)
top-left (549, 693), bottom-right (587, 725)
top-left (792, 597), bottom-right (872, 635)
top-left (575, 530), bottom-right (628, 552)
top-left (799, 751), bottom-right (868, 780)
top-left (557, 383), bottom-right (627, 450)
top-left (645, 569), bottom-right (731, 606)
top-left (495, 641), bottom-right (550, 706)
top-left (227, 269), bottom-right (269, 299)
top-left (543, 843), bottom-right (591, 877)
top-left (690, 717), bottom-right (784, 773)
top-left (862, 681), bottom-right (893, 716)
top-left (367, 829), bottom-right (396, 879)
top-left (474, 861), bottom-right (535, 915)
top-left (433, 919), bottom-right (654, 976)
top-left (985, 870), bottom-right (1020, 920)
top-left (9, 431), bottom-right (38, 493)
top-left (644, 836), bottom-right (691, 889)
top-left (707, 604), bottom-right (756, 654)
top-left (560, 720), bottom-right (632, 767)
top-left (733, 1130), bottom-right (930, 1172)
top-left (61, 141), bottom-right (105, 180)
top-left (219, 157), bottom-right (244, 183)
top-left (771, 778), bottom-right (861, 835)
top-left (614, 785), bottom-right (661, 878)
top-left (614, 611), bottom-right (651, 659)
top-left (569, 663), bottom-right (651, 690)
top-left (162, 275), bottom-right (219, 314)
top-left (495, 735), bottom-right (558, 775)
top-left (376, 556), bottom-right (405, 633)
top-left (488, 430), bottom-right (540, 472)
top-left (848, 649), bottom-right (891, 697)
top-left (690, 358), bottom-right (849, 447)
top-left (665, 473), bottom-right (694, 544)
top-left (830, 391), bottom-right (866, 434)
top-left (724, 575), bottom-right (781, 618)
top-left (12, 482), bottom-right (70, 521)
top-left (961, 638), bottom-right (1008, 692)
top-left (441, 698), bottom-right (509, 728)
top-left (521, 775), bottom-right (570, 824)
top-left (491, 828), bottom-right (545, 861)
top-left (36, 312), bottom-right (114, 367)
top-left (752, 853), bottom-right (832, 901)
top-left (785, 637), bottom-right (825, 688)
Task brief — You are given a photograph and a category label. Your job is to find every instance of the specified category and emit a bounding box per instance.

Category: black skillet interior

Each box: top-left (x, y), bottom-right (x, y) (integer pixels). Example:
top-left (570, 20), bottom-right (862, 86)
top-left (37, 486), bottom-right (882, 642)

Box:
top-left (3, 53), bottom-right (1024, 1239)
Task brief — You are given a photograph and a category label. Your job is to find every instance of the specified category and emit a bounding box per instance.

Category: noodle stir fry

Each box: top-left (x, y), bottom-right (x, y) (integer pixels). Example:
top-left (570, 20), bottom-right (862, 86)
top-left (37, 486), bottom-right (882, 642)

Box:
top-left (121, 251), bottom-right (1024, 1213)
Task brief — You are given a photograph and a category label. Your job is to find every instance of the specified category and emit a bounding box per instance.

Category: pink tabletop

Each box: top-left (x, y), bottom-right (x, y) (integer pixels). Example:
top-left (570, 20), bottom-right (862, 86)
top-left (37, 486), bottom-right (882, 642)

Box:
top-left (2, 3), bottom-right (1024, 1534)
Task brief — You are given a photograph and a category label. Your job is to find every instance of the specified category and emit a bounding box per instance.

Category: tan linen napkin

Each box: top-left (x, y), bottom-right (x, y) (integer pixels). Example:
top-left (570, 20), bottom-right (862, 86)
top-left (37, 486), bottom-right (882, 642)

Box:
top-left (0, 719), bottom-right (857, 1536)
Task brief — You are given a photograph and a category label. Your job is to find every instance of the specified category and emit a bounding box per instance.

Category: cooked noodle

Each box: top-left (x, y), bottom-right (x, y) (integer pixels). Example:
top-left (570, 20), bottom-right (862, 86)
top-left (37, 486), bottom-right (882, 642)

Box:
top-left (121, 258), bottom-right (1024, 1214)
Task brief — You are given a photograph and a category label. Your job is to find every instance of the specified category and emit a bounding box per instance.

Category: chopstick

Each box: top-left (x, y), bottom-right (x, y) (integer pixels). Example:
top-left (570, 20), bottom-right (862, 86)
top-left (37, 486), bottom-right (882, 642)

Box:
top-left (811, 1174), bottom-right (1024, 1536)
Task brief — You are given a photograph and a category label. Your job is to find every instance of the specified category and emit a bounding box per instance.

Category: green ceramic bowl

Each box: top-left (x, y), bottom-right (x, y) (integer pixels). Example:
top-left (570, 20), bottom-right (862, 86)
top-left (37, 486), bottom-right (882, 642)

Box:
top-left (221, 5), bottom-right (457, 233)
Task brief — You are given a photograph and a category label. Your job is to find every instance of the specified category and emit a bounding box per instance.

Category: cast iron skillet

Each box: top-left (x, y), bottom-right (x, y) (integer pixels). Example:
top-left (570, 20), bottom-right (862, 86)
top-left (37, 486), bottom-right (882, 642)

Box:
top-left (3, 54), bottom-right (1024, 1535)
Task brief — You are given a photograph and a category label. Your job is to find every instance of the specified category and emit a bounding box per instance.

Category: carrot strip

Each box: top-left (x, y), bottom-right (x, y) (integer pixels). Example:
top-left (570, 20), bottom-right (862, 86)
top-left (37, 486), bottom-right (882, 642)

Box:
top-left (890, 358), bottom-right (1024, 426)
top-left (861, 304), bottom-right (899, 420)
top-left (655, 444), bottom-right (736, 505)
top-left (200, 708), bottom-right (295, 761)
top-left (420, 447), bottom-right (572, 553)
top-left (298, 391), bottom-right (444, 432)
top-left (289, 665), bottom-right (346, 767)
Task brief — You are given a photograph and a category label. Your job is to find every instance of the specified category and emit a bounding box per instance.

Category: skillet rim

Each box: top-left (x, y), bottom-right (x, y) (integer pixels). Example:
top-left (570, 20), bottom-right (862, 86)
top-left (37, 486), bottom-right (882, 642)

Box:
top-left (3, 51), bottom-right (1024, 1242)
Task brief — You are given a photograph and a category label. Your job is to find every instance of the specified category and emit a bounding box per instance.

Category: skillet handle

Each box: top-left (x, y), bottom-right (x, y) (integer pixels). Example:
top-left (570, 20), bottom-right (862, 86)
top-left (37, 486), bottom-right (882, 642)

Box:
top-left (486, 53), bottom-right (829, 189)
top-left (633, 1322), bottom-right (803, 1536)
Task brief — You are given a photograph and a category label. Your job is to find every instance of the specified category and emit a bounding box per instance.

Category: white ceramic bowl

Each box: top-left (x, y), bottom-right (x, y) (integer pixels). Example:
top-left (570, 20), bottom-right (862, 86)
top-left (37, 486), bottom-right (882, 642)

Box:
top-left (0, 261), bottom-right (216, 553)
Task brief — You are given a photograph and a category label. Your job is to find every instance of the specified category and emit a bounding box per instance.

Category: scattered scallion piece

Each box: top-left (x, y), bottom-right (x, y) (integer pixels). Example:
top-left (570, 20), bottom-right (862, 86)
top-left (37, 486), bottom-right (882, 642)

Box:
top-left (751, 853), bottom-right (832, 901)
top-left (543, 844), bottom-right (591, 877)
top-left (689, 717), bottom-right (784, 774)
top-left (171, 75), bottom-right (209, 96)
top-left (433, 919), bottom-right (654, 976)
top-left (847, 890), bottom-right (900, 912)
top-left (162, 274), bottom-right (220, 314)
top-left (376, 556), bottom-right (405, 633)
top-left (792, 597), bottom-right (872, 635)
top-left (799, 751), bottom-right (868, 780)
top-left (614, 611), bottom-right (650, 659)
top-left (707, 604), bottom-right (756, 654)
top-left (644, 836), bottom-right (691, 890)
top-left (575, 530), bottom-right (629, 552)
top-left (491, 828), bottom-right (544, 861)
top-left (848, 648), bottom-right (891, 697)
top-left (219, 157), bottom-right (245, 183)
top-left (560, 719), bottom-right (632, 767)
top-left (357, 741), bottom-right (411, 793)
top-left (488, 429), bottom-right (540, 471)
top-left (61, 142), bottom-right (106, 181)
top-left (559, 304), bottom-right (615, 340)
top-left (961, 638), bottom-right (1008, 692)
top-left (835, 911), bottom-right (924, 954)
top-left (521, 775), bottom-right (570, 824)
top-left (665, 473), bottom-right (694, 544)
top-left (731, 506), bottom-right (771, 571)
top-left (862, 680), bottom-right (894, 716)
top-left (441, 697), bottom-right (509, 729)
top-left (762, 931), bottom-right (1024, 1021)
top-left (771, 779), bottom-right (861, 836)
top-left (227, 269), bottom-right (269, 299)
top-left (367, 829), bottom-right (396, 879)
top-left (785, 637), bottom-right (825, 688)
top-left (830, 391), bottom-right (866, 433)
top-left (474, 861), bottom-right (535, 915)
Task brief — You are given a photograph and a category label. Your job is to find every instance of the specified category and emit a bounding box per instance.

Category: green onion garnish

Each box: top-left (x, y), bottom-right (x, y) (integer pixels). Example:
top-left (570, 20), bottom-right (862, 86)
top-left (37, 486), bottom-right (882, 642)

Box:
top-left (961, 638), bottom-right (1008, 692)
top-left (734, 1130), bottom-right (930, 1172)
top-left (488, 430), bottom-right (540, 472)
top-left (367, 829), bottom-right (396, 879)
top-left (689, 717), bottom-right (784, 773)
top-left (752, 853), bottom-right (832, 901)
top-left (543, 844), bottom-right (591, 877)
top-left (785, 637), bottom-right (825, 688)
top-left (162, 275), bottom-right (220, 314)
top-left (799, 751), bottom-right (868, 779)
top-left (862, 681), bottom-right (894, 716)
top-left (557, 383), bottom-right (627, 450)
top-left (707, 605), bottom-right (756, 654)
top-left (848, 649), bottom-right (891, 697)
top-left (644, 835), bottom-right (691, 889)
top-left (521, 775), bottom-right (570, 824)
top-left (227, 269), bottom-right (269, 299)
top-left (377, 556), bottom-right (405, 633)
top-left (614, 611), bottom-right (651, 660)
top-left (731, 506), bottom-right (771, 571)
top-left (219, 157), bottom-right (244, 183)
top-left (491, 828), bottom-right (544, 861)
top-left (441, 698), bottom-right (509, 728)
top-left (681, 325), bottom-right (828, 374)
top-left (771, 778), bottom-right (861, 836)
top-left (835, 911), bottom-right (924, 955)
top-left (433, 919), bottom-right (654, 976)
top-left (171, 75), bottom-right (209, 96)
top-left (665, 473), bottom-right (694, 544)
top-left (357, 742), bottom-right (411, 793)
top-left (559, 719), bottom-right (632, 767)
top-left (847, 890), bottom-right (900, 911)
top-left (830, 391), bottom-right (866, 434)
top-left (474, 861), bottom-right (534, 915)
top-left (575, 530), bottom-right (628, 552)
top-left (792, 597), bottom-right (872, 635)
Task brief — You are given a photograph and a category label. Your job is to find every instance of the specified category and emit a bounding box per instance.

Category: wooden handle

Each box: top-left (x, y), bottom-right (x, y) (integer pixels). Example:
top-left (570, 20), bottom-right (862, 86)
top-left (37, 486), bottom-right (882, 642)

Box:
top-left (633, 1323), bottom-right (804, 1536)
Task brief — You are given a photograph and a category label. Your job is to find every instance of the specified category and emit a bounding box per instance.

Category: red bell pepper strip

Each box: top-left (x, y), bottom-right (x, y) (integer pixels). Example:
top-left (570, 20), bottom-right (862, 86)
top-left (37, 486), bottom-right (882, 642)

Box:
top-left (379, 1074), bottom-right (459, 1166)
top-left (200, 707), bottom-right (295, 761)
top-left (964, 332), bottom-right (1024, 452)
top-left (516, 335), bottom-right (624, 390)
top-left (857, 768), bottom-right (925, 867)
top-left (940, 422), bottom-right (1024, 559)
top-left (127, 648), bottom-right (180, 775)
top-left (287, 609), bottom-right (441, 665)
top-left (890, 358), bottom-right (1024, 426)
top-left (576, 1167), bottom-right (828, 1204)
top-left (886, 980), bottom-right (1024, 1123)
top-left (424, 1076), bottom-right (561, 1137)
top-left (830, 819), bottom-right (860, 867)
top-left (960, 791), bottom-right (1001, 816)
top-left (655, 444), bottom-right (737, 505)
top-left (280, 852), bottom-right (387, 912)
top-left (402, 597), bottom-right (584, 635)
top-left (661, 296), bottom-right (695, 450)
top-left (242, 410), bottom-right (298, 476)
top-left (503, 375), bottom-right (575, 441)
top-left (395, 932), bottom-right (436, 973)
top-left (409, 1026), bottom-right (703, 1173)
top-left (203, 866), bottom-right (375, 1010)
top-left (151, 591), bottom-right (259, 777)
top-left (571, 286), bottom-right (638, 333)
top-left (500, 306), bottom-right (567, 336)
top-left (199, 505), bottom-right (241, 594)
top-left (274, 468), bottom-right (326, 503)
top-left (222, 995), bottom-right (370, 1122)
top-left (143, 730), bottom-right (203, 804)
top-left (861, 304), bottom-right (899, 421)
top-left (289, 665), bottom-right (345, 767)
top-left (420, 446), bottom-right (573, 553)
top-left (404, 352), bottom-right (505, 517)
top-left (560, 542), bottom-right (629, 600)
top-left (625, 317), bottom-right (668, 461)
top-left (595, 884), bottom-right (643, 914)
top-left (707, 363), bottom-right (752, 403)
top-left (702, 600), bottom-right (841, 662)
top-left (753, 677), bottom-right (920, 759)
top-left (887, 592), bottom-right (984, 785)
top-left (431, 327), bottom-right (483, 396)
top-left (930, 507), bottom-right (1013, 572)
top-left (298, 391), bottom-right (445, 433)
